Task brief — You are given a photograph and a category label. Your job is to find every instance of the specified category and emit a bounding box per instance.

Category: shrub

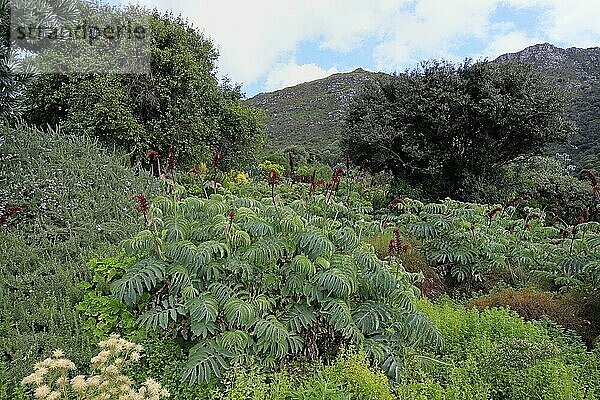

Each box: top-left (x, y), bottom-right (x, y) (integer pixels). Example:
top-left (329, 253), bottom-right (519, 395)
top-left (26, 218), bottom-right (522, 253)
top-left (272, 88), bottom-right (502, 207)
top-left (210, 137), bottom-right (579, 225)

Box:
top-left (21, 335), bottom-right (170, 399)
top-left (111, 194), bottom-right (443, 384)
top-left (0, 123), bottom-right (160, 394)
top-left (468, 288), bottom-right (587, 341)
top-left (208, 349), bottom-right (394, 400)
top-left (406, 298), bottom-right (600, 399)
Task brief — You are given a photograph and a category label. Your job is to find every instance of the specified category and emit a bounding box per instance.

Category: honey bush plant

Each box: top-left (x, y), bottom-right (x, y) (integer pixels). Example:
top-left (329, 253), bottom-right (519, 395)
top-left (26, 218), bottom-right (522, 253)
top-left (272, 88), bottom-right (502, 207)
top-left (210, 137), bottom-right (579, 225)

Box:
top-left (111, 193), bottom-right (443, 384)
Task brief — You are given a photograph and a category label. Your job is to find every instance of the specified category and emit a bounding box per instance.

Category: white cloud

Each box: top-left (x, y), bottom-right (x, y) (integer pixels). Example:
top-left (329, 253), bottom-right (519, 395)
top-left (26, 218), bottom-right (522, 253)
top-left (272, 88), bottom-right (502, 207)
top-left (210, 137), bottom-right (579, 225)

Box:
top-left (125, 0), bottom-right (600, 93)
top-left (265, 61), bottom-right (339, 92)
top-left (373, 0), bottom-right (500, 70)
top-left (483, 31), bottom-right (543, 59)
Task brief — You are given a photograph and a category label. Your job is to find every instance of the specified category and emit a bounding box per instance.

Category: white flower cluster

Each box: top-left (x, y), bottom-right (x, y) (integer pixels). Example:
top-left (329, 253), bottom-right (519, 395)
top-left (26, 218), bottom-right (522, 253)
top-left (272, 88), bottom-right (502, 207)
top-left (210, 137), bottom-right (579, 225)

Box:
top-left (21, 334), bottom-right (170, 400)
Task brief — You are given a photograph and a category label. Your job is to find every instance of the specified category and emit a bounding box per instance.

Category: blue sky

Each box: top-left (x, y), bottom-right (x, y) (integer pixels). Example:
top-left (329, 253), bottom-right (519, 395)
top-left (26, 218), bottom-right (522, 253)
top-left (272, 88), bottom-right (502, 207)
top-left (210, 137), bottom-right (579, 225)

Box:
top-left (117, 0), bottom-right (599, 97)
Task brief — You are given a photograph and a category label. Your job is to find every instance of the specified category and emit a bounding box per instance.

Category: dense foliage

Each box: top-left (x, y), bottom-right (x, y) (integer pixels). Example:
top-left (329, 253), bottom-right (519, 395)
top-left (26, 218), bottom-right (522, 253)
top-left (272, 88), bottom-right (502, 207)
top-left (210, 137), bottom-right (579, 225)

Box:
top-left (24, 4), bottom-right (264, 168)
top-left (112, 192), bottom-right (443, 384)
top-left (343, 60), bottom-right (576, 199)
top-left (0, 123), bottom-right (160, 396)
top-left (3, 2), bottom-right (600, 397)
top-left (388, 197), bottom-right (600, 295)
top-left (0, 0), bottom-right (80, 120)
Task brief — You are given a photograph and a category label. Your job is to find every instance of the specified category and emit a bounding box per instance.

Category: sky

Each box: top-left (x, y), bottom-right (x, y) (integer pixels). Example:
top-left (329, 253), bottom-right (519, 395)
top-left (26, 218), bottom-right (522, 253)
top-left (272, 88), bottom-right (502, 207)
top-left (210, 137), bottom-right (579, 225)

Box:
top-left (117, 0), bottom-right (600, 97)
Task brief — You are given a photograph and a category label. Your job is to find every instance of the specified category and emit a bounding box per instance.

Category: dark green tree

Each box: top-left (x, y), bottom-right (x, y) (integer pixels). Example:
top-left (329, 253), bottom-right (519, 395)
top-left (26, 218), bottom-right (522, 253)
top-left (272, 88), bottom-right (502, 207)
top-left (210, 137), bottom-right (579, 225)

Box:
top-left (343, 60), bottom-right (576, 199)
top-left (24, 5), bottom-right (264, 168)
top-left (0, 0), bottom-right (79, 120)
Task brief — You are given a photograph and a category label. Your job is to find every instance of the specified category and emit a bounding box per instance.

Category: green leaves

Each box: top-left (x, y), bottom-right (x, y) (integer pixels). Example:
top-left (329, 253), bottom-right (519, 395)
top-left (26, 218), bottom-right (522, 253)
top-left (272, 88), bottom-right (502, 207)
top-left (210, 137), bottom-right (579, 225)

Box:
top-left (111, 258), bottom-right (166, 306)
top-left (186, 293), bottom-right (218, 338)
top-left (344, 59), bottom-right (574, 199)
top-left (183, 344), bottom-right (231, 384)
top-left (116, 193), bottom-right (434, 384)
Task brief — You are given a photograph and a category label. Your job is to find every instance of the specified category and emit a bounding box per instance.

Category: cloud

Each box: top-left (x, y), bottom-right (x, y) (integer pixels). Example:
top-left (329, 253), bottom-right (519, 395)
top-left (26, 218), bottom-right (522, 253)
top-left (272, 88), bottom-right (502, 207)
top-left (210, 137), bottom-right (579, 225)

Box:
top-left (264, 61), bottom-right (339, 92)
top-left (483, 31), bottom-right (543, 59)
top-left (373, 0), bottom-right (500, 70)
top-left (124, 0), bottom-right (599, 93)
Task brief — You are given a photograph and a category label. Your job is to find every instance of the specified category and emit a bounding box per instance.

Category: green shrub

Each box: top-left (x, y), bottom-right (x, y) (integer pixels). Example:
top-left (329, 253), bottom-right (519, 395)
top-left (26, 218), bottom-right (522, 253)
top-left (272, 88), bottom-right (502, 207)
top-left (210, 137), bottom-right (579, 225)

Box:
top-left (125, 338), bottom-right (213, 400)
top-left (0, 123), bottom-right (160, 395)
top-left (405, 298), bottom-right (600, 399)
top-left (468, 288), bottom-right (588, 343)
top-left (111, 193), bottom-right (443, 384)
top-left (76, 255), bottom-right (140, 340)
top-left (208, 349), bottom-right (395, 400)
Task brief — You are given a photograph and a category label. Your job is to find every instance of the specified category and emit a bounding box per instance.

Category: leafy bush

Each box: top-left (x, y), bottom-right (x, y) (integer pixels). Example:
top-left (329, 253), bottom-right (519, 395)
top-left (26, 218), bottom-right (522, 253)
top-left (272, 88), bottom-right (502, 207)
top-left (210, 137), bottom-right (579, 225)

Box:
top-left (76, 255), bottom-right (140, 340)
top-left (125, 338), bottom-right (213, 400)
top-left (111, 193), bottom-right (443, 383)
top-left (389, 197), bottom-right (600, 294)
top-left (208, 349), bottom-right (394, 400)
top-left (0, 123), bottom-right (160, 394)
top-left (25, 4), bottom-right (264, 168)
top-left (468, 288), bottom-right (588, 341)
top-left (461, 156), bottom-right (598, 223)
top-left (405, 298), bottom-right (600, 399)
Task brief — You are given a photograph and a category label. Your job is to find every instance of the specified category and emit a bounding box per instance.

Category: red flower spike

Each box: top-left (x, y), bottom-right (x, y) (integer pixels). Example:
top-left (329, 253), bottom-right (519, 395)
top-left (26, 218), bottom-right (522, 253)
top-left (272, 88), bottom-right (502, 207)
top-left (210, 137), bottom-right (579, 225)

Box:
top-left (487, 206), bottom-right (503, 220)
top-left (167, 152), bottom-right (175, 173)
top-left (0, 205), bottom-right (24, 225)
top-left (267, 169), bottom-right (280, 186)
top-left (146, 150), bottom-right (160, 160)
top-left (581, 169), bottom-right (598, 186)
top-left (135, 194), bottom-right (148, 214)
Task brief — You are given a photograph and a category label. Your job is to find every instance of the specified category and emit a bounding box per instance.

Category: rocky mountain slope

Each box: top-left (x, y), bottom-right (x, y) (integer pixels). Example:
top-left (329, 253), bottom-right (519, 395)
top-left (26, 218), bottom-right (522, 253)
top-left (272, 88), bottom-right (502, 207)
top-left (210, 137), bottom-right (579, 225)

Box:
top-left (248, 43), bottom-right (600, 169)
top-left (495, 43), bottom-right (600, 170)
top-left (246, 68), bottom-right (387, 157)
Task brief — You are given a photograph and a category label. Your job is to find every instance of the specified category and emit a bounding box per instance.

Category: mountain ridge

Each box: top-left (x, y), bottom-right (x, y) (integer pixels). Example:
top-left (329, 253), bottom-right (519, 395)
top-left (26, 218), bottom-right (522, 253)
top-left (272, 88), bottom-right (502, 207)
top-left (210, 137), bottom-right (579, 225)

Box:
top-left (248, 43), bottom-right (600, 168)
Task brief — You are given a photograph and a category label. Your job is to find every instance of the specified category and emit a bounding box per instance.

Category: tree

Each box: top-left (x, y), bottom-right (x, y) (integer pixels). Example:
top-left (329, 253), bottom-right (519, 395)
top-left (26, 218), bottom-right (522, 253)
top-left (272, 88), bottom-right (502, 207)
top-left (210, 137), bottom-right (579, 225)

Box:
top-left (24, 4), bottom-right (264, 168)
top-left (343, 60), bottom-right (576, 200)
top-left (0, 0), bottom-right (79, 120)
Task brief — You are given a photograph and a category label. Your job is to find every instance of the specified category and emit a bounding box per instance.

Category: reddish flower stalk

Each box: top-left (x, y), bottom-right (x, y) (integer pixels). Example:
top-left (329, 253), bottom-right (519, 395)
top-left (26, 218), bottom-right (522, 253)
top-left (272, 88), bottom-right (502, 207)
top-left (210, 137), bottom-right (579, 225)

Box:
top-left (0, 205), bottom-right (24, 225)
top-left (325, 167), bottom-right (345, 203)
top-left (167, 152), bottom-right (175, 174)
top-left (212, 151), bottom-right (223, 193)
top-left (388, 197), bottom-right (405, 211)
top-left (357, 159), bottom-right (367, 180)
top-left (581, 169), bottom-right (598, 186)
top-left (227, 210), bottom-right (235, 234)
top-left (487, 206), bottom-right (503, 220)
top-left (268, 169), bottom-right (279, 205)
top-left (388, 239), bottom-right (397, 264)
top-left (146, 150), bottom-right (161, 176)
top-left (135, 194), bottom-right (150, 225)
top-left (213, 152), bottom-right (223, 172)
top-left (146, 150), bottom-right (160, 160)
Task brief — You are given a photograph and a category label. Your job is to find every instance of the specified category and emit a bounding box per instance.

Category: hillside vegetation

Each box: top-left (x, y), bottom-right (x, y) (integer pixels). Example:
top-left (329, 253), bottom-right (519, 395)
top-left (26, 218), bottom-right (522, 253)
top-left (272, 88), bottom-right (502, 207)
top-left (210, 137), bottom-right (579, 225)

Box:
top-left (1, 1), bottom-right (600, 398)
top-left (249, 43), bottom-right (600, 171)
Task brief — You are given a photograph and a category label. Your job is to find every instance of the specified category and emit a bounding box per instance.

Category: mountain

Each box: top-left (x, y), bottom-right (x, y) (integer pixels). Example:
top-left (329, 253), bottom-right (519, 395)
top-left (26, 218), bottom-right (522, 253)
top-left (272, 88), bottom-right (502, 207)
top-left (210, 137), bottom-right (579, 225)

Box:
top-left (248, 43), bottom-right (600, 169)
top-left (246, 68), bottom-right (387, 159)
top-left (495, 43), bottom-right (600, 171)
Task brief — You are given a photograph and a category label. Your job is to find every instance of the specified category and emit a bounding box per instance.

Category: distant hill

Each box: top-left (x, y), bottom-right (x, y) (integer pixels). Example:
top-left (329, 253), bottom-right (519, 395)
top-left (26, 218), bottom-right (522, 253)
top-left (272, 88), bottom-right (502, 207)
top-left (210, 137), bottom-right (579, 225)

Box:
top-left (248, 43), bottom-right (600, 169)
top-left (246, 68), bottom-right (388, 157)
top-left (495, 43), bottom-right (600, 171)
